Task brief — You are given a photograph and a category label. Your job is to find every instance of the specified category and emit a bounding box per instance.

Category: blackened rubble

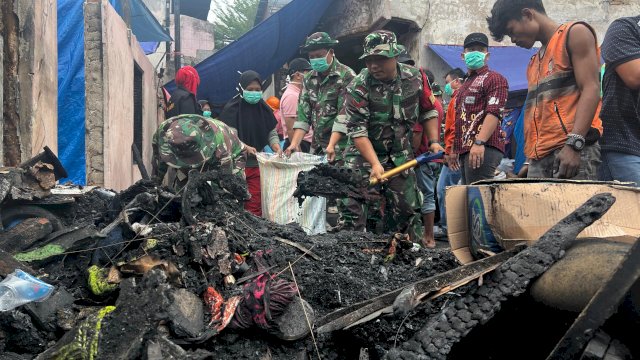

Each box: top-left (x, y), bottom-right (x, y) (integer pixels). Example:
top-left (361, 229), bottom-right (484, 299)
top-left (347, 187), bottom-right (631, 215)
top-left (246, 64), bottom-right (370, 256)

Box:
top-left (0, 172), bottom-right (459, 359)
top-left (294, 163), bottom-right (369, 200)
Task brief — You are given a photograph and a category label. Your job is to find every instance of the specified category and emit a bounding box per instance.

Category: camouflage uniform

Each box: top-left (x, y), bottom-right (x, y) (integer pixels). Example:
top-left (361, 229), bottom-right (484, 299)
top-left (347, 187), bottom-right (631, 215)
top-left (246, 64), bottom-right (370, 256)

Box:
top-left (294, 32), bottom-right (356, 162)
top-left (152, 114), bottom-right (246, 190)
top-left (338, 30), bottom-right (435, 242)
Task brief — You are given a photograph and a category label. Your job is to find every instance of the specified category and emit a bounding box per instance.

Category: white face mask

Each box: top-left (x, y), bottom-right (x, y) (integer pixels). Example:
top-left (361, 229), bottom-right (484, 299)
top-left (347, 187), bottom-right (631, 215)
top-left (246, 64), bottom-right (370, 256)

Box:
top-left (287, 72), bottom-right (304, 85)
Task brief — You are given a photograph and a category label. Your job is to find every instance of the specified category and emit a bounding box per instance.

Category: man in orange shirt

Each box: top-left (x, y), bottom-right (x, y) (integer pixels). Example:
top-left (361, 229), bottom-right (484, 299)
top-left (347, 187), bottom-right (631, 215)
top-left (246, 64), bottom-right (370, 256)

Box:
top-left (487, 0), bottom-right (602, 179)
top-left (436, 68), bottom-right (464, 237)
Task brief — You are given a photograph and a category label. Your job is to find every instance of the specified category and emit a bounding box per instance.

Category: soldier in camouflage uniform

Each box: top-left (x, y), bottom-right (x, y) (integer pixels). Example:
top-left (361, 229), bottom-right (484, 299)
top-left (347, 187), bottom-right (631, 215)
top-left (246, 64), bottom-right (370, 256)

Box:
top-left (339, 30), bottom-right (444, 244)
top-left (152, 114), bottom-right (247, 190)
top-left (284, 32), bottom-right (356, 163)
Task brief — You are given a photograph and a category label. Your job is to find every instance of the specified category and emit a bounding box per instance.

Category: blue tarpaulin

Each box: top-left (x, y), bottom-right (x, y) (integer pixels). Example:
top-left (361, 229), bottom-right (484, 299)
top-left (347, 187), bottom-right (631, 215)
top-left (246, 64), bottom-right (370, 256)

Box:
top-left (110, 0), bottom-right (171, 42)
top-left (57, 0), bottom-right (86, 185)
top-left (166, 0), bottom-right (334, 105)
top-left (141, 41), bottom-right (160, 55)
top-left (428, 45), bottom-right (539, 92)
top-left (513, 103), bottom-right (527, 173)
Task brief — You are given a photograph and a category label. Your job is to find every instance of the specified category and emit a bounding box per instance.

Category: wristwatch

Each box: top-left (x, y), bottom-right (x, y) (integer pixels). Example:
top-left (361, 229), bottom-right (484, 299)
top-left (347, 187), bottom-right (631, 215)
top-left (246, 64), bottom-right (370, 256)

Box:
top-left (474, 139), bottom-right (486, 146)
top-left (566, 133), bottom-right (585, 151)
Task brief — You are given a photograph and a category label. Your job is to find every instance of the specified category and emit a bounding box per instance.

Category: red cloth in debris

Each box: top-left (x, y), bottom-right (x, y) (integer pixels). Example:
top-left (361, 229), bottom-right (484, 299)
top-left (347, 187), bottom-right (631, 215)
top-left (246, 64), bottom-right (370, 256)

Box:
top-left (203, 286), bottom-right (241, 332)
top-left (230, 274), bottom-right (297, 330)
top-left (230, 250), bottom-right (297, 330)
top-left (244, 167), bottom-right (262, 217)
top-left (175, 66), bottom-right (201, 95)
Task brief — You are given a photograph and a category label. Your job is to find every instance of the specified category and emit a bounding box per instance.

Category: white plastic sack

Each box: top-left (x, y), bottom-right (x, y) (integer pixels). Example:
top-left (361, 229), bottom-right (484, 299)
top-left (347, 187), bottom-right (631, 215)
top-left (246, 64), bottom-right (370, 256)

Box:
top-left (298, 196), bottom-right (327, 235)
top-left (256, 152), bottom-right (326, 235)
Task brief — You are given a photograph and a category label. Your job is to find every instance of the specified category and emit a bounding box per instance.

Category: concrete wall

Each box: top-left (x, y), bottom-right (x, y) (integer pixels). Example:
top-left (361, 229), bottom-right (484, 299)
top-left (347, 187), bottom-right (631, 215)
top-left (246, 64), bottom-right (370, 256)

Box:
top-left (132, 35), bottom-right (158, 185)
top-left (0, 35), bottom-right (4, 165)
top-left (84, 0), bottom-right (158, 190)
top-left (30, 0), bottom-right (58, 159)
top-left (0, 0), bottom-right (57, 166)
top-left (84, 1), bottom-right (106, 186)
top-left (322, 0), bottom-right (640, 99)
top-left (102, 0), bottom-right (136, 191)
top-left (141, 0), bottom-right (216, 81)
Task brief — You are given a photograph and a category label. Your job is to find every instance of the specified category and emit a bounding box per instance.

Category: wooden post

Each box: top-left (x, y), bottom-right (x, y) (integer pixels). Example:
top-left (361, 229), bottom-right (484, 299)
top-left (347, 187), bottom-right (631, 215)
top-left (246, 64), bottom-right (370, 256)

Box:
top-left (173, 0), bottom-right (181, 73)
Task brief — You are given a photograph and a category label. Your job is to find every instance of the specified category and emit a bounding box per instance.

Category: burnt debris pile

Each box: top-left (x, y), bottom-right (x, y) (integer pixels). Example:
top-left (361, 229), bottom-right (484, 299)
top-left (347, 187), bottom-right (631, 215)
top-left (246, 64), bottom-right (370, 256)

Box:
top-left (0, 164), bottom-right (460, 360)
top-left (0, 149), bottom-right (638, 360)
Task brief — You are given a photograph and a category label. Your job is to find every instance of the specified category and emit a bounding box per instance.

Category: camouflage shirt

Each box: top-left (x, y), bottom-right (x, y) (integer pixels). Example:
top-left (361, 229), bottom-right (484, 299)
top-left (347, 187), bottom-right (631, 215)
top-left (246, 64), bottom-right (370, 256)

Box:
top-left (152, 116), bottom-right (247, 183)
top-left (294, 58), bottom-right (356, 157)
top-left (342, 64), bottom-right (433, 167)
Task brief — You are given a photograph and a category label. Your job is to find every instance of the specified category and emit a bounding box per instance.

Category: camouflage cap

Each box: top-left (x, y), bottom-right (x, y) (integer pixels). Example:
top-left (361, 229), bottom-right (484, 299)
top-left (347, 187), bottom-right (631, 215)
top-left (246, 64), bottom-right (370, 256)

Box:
top-left (396, 45), bottom-right (415, 66)
top-left (157, 115), bottom-right (216, 169)
top-left (301, 32), bottom-right (339, 52)
top-left (359, 30), bottom-right (401, 59)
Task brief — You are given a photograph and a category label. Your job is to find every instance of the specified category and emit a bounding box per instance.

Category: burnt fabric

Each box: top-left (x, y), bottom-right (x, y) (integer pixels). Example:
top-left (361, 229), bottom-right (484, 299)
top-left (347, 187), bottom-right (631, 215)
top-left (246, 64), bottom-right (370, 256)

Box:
top-left (218, 71), bottom-right (278, 150)
top-left (230, 250), bottom-right (297, 330)
top-left (203, 286), bottom-right (241, 332)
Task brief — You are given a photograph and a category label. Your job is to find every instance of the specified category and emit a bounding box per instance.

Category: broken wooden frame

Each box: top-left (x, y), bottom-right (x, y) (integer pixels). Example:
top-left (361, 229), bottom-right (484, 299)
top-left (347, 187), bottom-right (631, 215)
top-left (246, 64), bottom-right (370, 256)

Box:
top-left (316, 245), bottom-right (526, 334)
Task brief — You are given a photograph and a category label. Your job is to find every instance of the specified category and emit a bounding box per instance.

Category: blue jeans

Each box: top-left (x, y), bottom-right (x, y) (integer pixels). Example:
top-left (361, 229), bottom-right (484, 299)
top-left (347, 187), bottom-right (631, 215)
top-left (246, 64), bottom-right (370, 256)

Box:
top-left (437, 165), bottom-right (462, 229)
top-left (415, 162), bottom-right (441, 215)
top-left (599, 150), bottom-right (640, 186)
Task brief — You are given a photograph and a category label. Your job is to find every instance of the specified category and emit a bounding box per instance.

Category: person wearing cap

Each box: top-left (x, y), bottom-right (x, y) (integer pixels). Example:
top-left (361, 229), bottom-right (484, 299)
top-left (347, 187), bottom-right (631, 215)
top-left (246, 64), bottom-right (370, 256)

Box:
top-left (398, 50), bottom-right (445, 248)
top-left (285, 32), bottom-right (356, 163)
top-left (152, 114), bottom-right (247, 190)
top-left (340, 30), bottom-right (444, 246)
top-left (397, 45), bottom-right (415, 67)
top-left (281, 58), bottom-right (314, 153)
top-left (487, 0), bottom-right (602, 180)
top-left (450, 33), bottom-right (508, 185)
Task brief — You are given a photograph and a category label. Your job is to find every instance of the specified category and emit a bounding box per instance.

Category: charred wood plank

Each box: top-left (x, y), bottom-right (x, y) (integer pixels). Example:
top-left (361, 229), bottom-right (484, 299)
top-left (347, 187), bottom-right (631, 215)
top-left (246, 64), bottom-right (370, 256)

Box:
top-left (0, 218), bottom-right (52, 253)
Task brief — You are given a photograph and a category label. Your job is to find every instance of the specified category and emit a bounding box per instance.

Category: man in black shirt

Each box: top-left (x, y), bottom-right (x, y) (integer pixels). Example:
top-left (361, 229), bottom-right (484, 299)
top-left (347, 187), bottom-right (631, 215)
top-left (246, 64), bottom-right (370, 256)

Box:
top-left (599, 15), bottom-right (640, 186)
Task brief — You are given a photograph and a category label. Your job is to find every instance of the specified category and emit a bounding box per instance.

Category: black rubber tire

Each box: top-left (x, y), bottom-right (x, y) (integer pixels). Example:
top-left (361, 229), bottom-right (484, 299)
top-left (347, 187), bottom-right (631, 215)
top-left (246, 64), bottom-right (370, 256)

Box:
top-left (1, 205), bottom-right (64, 232)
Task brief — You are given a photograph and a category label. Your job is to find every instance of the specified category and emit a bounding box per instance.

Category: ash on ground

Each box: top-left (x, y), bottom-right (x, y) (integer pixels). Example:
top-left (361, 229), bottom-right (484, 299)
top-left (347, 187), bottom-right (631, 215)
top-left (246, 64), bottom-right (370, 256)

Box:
top-left (0, 173), bottom-right (459, 360)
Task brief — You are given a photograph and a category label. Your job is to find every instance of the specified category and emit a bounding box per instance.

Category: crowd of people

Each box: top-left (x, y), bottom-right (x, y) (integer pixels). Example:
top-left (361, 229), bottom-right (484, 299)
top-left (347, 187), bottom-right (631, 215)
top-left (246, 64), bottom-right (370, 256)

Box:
top-left (152, 0), bottom-right (640, 249)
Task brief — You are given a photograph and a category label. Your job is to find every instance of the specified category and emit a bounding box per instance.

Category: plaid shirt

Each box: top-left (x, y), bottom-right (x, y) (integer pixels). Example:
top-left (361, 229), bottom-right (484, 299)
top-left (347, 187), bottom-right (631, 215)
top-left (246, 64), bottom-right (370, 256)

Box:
top-left (453, 66), bottom-right (508, 154)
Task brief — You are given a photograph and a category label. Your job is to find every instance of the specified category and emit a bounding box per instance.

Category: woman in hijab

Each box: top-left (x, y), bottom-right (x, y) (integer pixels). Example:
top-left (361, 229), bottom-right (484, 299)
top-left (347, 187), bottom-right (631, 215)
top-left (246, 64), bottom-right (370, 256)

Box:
top-left (166, 66), bottom-right (201, 118)
top-left (219, 70), bottom-right (281, 217)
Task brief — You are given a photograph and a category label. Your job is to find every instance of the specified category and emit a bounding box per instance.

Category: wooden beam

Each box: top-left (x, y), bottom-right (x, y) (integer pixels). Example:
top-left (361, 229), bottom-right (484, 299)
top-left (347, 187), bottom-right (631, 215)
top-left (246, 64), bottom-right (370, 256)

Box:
top-left (0, 218), bottom-right (53, 253)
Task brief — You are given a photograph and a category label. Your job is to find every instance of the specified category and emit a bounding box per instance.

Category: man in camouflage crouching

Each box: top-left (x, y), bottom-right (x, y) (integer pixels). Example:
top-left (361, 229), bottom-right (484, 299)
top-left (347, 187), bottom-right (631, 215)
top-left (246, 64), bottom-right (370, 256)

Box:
top-left (152, 114), bottom-right (247, 190)
top-left (339, 30), bottom-right (444, 245)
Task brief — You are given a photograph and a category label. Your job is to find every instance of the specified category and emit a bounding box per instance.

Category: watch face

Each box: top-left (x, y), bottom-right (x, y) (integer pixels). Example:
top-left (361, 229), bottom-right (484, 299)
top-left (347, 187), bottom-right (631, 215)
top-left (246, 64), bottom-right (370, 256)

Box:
top-left (574, 138), bottom-right (585, 150)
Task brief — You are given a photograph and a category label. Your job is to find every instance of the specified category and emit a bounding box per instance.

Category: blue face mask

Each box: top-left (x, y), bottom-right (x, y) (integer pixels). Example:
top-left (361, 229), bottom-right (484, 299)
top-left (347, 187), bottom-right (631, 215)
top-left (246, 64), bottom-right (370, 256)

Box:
top-left (310, 52), bottom-right (331, 72)
top-left (464, 51), bottom-right (487, 70)
top-left (243, 90), bottom-right (263, 104)
top-left (202, 110), bottom-right (212, 117)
